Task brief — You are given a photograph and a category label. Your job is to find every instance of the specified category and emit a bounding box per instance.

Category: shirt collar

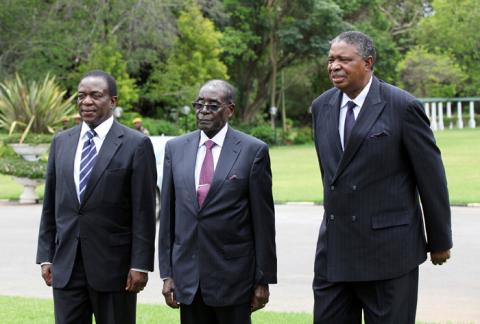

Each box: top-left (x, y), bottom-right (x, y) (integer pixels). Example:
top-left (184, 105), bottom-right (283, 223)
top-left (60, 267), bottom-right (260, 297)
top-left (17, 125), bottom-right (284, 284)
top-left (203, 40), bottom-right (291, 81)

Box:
top-left (340, 75), bottom-right (373, 109)
top-left (199, 123), bottom-right (229, 148)
top-left (80, 115), bottom-right (114, 140)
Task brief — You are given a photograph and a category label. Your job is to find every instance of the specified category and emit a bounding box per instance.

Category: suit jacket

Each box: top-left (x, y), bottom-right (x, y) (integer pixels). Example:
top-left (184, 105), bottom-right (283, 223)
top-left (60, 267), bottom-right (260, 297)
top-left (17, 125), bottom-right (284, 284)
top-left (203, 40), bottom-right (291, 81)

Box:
top-left (311, 76), bottom-right (452, 282)
top-left (36, 120), bottom-right (157, 291)
top-left (158, 127), bottom-right (277, 306)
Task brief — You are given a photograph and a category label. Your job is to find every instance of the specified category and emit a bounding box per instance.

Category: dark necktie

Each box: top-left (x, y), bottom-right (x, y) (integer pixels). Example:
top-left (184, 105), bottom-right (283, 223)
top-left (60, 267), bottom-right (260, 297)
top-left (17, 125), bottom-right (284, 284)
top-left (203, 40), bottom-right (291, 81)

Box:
top-left (343, 101), bottom-right (356, 148)
top-left (197, 140), bottom-right (215, 207)
top-left (79, 130), bottom-right (97, 202)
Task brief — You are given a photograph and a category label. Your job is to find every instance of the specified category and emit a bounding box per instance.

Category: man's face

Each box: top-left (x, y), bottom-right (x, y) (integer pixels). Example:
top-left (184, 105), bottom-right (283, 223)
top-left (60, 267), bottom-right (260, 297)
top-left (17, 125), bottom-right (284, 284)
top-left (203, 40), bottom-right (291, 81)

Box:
top-left (195, 86), bottom-right (234, 138)
top-left (77, 76), bottom-right (116, 129)
top-left (134, 121), bottom-right (141, 129)
top-left (327, 41), bottom-right (373, 98)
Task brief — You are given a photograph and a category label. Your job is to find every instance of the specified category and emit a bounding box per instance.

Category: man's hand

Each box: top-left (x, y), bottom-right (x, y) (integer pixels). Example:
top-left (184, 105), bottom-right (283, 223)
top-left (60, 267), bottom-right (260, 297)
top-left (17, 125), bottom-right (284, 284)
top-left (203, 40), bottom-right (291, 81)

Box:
top-left (41, 264), bottom-right (53, 286)
top-left (431, 249), bottom-right (451, 265)
top-left (162, 278), bottom-right (179, 308)
top-left (250, 284), bottom-right (269, 312)
top-left (125, 270), bottom-right (148, 293)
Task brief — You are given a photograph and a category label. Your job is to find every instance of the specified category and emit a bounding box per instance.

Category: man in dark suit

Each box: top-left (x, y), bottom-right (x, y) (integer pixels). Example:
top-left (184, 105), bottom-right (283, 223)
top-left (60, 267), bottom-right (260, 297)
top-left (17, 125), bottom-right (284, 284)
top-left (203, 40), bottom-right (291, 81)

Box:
top-left (36, 70), bottom-right (157, 324)
top-left (158, 80), bottom-right (277, 324)
top-left (311, 31), bottom-right (452, 323)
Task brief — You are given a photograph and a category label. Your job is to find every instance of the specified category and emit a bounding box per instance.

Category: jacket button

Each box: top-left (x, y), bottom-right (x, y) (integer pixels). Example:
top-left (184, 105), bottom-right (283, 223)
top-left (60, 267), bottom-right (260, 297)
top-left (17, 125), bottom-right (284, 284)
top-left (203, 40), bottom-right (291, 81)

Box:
top-left (352, 215), bottom-right (357, 222)
top-left (330, 214), bottom-right (335, 220)
top-left (330, 185), bottom-right (335, 191)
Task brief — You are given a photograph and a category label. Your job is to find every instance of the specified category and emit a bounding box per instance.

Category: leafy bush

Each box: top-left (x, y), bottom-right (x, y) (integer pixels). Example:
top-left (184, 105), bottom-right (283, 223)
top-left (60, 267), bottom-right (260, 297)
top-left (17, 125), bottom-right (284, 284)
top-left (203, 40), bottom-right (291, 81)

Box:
top-left (142, 118), bottom-right (182, 136)
top-left (248, 124), bottom-right (276, 145)
top-left (292, 127), bottom-right (313, 144)
top-left (0, 141), bottom-right (16, 158)
top-left (0, 74), bottom-right (75, 142)
top-left (0, 156), bottom-right (47, 179)
top-left (1, 133), bottom-right (53, 145)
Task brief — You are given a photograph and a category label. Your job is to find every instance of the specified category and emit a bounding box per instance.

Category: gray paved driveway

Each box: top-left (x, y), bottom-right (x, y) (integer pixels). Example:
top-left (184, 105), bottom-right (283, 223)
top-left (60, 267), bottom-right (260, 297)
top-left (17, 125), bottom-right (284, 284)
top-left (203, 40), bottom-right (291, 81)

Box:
top-left (0, 203), bottom-right (478, 323)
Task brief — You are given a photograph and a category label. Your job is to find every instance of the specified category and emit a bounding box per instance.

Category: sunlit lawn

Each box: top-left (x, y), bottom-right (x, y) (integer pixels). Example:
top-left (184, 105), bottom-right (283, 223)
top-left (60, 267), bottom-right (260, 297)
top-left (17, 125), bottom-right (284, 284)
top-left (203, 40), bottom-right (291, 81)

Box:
top-left (0, 296), bottom-right (310, 324)
top-left (1, 129), bottom-right (479, 204)
top-left (269, 128), bottom-right (480, 204)
top-left (0, 296), bottom-right (451, 324)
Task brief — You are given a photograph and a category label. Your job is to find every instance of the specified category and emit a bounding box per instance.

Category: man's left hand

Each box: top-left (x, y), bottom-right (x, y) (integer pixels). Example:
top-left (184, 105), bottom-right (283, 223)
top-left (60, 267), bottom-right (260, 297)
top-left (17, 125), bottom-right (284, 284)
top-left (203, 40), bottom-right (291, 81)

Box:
top-left (250, 284), bottom-right (269, 312)
top-left (431, 249), bottom-right (451, 265)
top-left (125, 270), bottom-right (148, 293)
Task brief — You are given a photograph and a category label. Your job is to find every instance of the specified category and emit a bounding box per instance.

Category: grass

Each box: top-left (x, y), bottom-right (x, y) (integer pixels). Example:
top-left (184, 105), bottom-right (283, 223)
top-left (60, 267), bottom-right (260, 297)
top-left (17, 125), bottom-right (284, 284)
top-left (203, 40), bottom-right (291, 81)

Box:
top-left (0, 296), bottom-right (311, 324)
top-left (1, 129), bottom-right (479, 204)
top-left (270, 128), bottom-right (480, 205)
top-left (0, 296), bottom-right (459, 324)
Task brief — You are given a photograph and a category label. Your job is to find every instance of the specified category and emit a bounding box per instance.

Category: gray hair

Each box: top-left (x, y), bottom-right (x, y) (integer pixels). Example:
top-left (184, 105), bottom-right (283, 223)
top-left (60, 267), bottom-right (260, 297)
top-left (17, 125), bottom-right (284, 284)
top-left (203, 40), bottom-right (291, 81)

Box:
top-left (201, 80), bottom-right (236, 104)
top-left (331, 31), bottom-right (376, 68)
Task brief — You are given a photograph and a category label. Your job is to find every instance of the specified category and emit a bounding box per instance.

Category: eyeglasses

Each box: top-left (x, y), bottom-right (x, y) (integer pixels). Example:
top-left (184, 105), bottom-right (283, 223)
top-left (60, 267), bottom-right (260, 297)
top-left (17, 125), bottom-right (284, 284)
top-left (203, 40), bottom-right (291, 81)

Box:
top-left (192, 101), bottom-right (225, 112)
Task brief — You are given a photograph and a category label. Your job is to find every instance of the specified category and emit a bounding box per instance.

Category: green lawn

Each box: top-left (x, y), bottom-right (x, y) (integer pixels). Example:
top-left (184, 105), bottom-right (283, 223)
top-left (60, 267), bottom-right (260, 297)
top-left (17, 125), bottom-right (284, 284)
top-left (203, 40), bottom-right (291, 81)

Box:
top-left (0, 296), bottom-right (452, 324)
top-left (0, 296), bottom-right (310, 324)
top-left (1, 129), bottom-right (479, 204)
top-left (270, 128), bottom-right (480, 205)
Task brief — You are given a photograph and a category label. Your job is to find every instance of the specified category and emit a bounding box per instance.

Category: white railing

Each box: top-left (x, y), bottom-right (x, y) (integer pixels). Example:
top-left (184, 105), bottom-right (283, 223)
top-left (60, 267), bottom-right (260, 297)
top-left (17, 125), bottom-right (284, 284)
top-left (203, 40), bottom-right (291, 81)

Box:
top-left (419, 98), bottom-right (479, 131)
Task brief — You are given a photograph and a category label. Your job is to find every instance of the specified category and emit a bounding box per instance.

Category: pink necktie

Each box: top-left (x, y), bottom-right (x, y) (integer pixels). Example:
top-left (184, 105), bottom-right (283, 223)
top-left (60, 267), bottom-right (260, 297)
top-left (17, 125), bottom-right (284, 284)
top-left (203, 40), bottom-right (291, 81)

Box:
top-left (197, 140), bottom-right (215, 207)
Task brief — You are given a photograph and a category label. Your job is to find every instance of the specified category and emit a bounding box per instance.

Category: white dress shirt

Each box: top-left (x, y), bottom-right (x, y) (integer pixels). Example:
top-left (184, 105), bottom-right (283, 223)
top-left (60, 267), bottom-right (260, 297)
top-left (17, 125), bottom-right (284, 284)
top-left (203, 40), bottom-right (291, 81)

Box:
top-left (74, 116), bottom-right (114, 201)
top-left (338, 76), bottom-right (373, 150)
top-left (194, 123), bottom-right (228, 189)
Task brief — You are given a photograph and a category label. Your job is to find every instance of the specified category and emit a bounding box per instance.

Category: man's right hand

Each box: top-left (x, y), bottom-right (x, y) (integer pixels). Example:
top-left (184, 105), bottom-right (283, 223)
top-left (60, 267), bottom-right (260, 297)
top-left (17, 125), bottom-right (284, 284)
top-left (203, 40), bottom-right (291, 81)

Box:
top-left (41, 264), bottom-right (53, 286)
top-left (162, 278), bottom-right (179, 308)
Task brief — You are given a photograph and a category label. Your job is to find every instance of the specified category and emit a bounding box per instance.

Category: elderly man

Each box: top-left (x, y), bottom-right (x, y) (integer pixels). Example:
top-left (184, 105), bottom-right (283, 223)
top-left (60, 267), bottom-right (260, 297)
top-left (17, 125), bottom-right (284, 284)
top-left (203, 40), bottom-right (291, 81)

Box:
top-left (36, 70), bottom-right (157, 324)
top-left (158, 79), bottom-right (277, 324)
top-left (311, 31), bottom-right (452, 324)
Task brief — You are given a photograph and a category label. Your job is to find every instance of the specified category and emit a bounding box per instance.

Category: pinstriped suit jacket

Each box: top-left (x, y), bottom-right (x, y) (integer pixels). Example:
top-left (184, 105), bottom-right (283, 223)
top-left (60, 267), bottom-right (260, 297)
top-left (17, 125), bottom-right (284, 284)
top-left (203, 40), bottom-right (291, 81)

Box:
top-left (312, 76), bottom-right (452, 282)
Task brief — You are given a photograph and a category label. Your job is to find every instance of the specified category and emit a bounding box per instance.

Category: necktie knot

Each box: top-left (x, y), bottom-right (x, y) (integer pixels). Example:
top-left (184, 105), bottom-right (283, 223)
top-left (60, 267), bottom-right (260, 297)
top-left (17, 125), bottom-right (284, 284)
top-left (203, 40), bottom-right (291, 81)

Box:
top-left (86, 129), bottom-right (97, 140)
top-left (347, 101), bottom-right (356, 111)
top-left (205, 140), bottom-right (215, 150)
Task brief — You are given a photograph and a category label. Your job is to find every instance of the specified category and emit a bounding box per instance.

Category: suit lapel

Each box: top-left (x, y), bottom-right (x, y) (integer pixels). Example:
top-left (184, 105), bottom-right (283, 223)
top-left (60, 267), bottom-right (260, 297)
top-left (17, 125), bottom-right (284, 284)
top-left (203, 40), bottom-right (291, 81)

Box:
top-left (183, 131), bottom-right (201, 210)
top-left (333, 77), bottom-right (386, 183)
top-left (200, 127), bottom-right (241, 210)
top-left (326, 91), bottom-right (343, 156)
top-left (64, 126), bottom-right (81, 209)
top-left (81, 121), bottom-right (123, 205)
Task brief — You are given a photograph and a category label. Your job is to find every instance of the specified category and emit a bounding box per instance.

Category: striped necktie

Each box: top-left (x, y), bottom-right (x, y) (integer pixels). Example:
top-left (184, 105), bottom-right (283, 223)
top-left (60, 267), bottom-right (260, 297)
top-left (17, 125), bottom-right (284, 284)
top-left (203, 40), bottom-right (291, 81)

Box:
top-left (79, 130), bottom-right (97, 202)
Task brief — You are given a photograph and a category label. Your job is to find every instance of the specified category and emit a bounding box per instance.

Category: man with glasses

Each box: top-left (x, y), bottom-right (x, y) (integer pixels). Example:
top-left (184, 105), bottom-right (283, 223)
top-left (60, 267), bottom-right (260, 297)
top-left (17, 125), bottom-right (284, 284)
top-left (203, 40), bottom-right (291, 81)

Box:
top-left (158, 80), bottom-right (277, 324)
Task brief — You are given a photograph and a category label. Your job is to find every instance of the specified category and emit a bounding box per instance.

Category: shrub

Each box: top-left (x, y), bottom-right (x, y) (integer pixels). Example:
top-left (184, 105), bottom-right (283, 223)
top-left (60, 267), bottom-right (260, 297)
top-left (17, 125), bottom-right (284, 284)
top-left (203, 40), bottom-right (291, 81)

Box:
top-left (248, 125), bottom-right (276, 145)
top-left (0, 156), bottom-right (47, 179)
top-left (292, 127), bottom-right (313, 144)
top-left (142, 118), bottom-right (182, 136)
top-left (0, 73), bottom-right (75, 142)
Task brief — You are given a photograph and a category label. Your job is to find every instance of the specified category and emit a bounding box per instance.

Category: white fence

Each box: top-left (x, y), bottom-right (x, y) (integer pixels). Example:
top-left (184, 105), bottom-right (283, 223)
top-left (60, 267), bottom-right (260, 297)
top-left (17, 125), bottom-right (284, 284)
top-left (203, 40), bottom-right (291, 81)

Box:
top-left (419, 98), bottom-right (479, 131)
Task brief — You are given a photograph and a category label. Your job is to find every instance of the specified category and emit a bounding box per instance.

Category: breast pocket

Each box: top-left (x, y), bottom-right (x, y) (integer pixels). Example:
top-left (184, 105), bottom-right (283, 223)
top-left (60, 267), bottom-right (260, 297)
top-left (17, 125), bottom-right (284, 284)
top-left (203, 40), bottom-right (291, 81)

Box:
top-left (101, 168), bottom-right (130, 204)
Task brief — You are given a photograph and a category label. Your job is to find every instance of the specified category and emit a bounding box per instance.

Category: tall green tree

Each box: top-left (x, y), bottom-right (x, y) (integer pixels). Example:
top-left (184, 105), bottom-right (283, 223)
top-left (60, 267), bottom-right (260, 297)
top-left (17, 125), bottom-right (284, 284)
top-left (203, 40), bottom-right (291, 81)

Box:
top-left (221, 0), bottom-right (345, 122)
top-left (397, 47), bottom-right (466, 97)
top-left (146, 4), bottom-right (228, 112)
top-left (415, 0), bottom-right (480, 96)
top-left (75, 37), bottom-right (139, 110)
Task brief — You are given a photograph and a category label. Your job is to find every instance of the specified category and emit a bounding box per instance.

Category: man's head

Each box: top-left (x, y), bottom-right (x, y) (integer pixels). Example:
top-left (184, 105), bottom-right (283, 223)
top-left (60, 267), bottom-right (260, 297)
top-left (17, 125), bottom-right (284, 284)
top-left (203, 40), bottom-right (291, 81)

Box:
top-left (194, 80), bottom-right (235, 138)
top-left (328, 31), bottom-right (375, 98)
top-left (133, 117), bottom-right (142, 130)
top-left (77, 70), bottom-right (117, 129)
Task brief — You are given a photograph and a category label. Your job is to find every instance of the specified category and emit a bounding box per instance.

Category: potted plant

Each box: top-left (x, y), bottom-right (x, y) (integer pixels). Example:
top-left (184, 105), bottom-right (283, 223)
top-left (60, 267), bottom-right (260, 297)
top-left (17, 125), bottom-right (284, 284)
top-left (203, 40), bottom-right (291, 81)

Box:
top-left (0, 155), bottom-right (47, 203)
top-left (0, 73), bottom-right (74, 202)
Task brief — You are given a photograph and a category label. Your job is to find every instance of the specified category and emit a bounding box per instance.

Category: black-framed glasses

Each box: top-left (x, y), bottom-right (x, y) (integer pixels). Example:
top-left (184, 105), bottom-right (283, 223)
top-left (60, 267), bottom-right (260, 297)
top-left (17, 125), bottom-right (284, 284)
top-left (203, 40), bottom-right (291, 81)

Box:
top-left (192, 101), bottom-right (225, 112)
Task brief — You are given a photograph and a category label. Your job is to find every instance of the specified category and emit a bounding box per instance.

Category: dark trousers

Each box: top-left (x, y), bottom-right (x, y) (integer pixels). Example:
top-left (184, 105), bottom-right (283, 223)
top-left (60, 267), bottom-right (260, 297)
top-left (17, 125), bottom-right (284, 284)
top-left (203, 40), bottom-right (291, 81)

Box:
top-left (180, 289), bottom-right (251, 324)
top-left (313, 267), bottom-right (419, 324)
top-left (52, 244), bottom-right (137, 324)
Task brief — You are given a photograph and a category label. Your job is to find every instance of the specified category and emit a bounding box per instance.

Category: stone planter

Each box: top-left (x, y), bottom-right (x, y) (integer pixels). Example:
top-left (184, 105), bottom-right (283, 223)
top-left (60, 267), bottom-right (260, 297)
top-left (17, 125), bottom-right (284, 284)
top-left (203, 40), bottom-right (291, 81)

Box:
top-left (9, 143), bottom-right (49, 162)
top-left (14, 177), bottom-right (43, 204)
